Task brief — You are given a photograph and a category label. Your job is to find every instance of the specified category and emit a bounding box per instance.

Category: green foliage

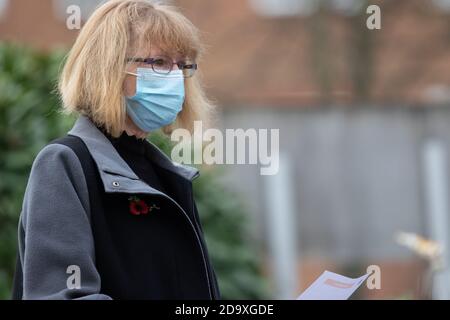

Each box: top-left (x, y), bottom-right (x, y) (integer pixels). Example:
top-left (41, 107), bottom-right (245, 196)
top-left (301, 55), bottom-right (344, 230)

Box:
top-left (0, 43), bottom-right (71, 298)
top-left (0, 43), bottom-right (268, 300)
top-left (192, 168), bottom-right (269, 299)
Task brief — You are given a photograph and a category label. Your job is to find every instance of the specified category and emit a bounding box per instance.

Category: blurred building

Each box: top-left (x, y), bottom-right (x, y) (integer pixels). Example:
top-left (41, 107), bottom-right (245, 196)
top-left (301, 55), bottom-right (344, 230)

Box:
top-left (2, 0), bottom-right (450, 299)
top-left (2, 0), bottom-right (450, 106)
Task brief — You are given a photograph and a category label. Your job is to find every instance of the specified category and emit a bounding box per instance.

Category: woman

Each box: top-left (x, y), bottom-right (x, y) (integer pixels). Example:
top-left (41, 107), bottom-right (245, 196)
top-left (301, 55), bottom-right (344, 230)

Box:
top-left (15, 0), bottom-right (220, 300)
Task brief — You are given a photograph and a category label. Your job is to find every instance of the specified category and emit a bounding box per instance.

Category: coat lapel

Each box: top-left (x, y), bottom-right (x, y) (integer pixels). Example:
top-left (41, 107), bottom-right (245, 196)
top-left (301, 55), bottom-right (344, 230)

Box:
top-left (67, 115), bottom-right (199, 195)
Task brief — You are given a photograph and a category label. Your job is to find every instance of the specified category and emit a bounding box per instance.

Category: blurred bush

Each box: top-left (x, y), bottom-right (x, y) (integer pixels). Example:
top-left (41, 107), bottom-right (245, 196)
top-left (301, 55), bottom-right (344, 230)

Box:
top-left (0, 43), bottom-right (72, 298)
top-left (0, 43), bottom-right (268, 299)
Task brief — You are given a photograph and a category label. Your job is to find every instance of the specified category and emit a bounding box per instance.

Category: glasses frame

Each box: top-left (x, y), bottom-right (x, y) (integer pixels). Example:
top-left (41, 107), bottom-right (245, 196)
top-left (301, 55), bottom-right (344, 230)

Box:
top-left (126, 56), bottom-right (198, 78)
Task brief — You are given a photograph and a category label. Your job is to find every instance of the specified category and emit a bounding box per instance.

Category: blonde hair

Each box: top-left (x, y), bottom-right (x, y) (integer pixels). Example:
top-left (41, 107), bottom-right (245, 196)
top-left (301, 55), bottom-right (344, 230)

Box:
top-left (59, 0), bottom-right (214, 137)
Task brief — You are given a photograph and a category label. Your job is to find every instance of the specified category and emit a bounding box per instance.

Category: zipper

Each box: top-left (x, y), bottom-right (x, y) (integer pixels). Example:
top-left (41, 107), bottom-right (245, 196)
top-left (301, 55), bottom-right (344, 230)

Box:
top-left (122, 183), bottom-right (213, 299)
top-left (158, 191), bottom-right (213, 299)
top-left (189, 185), bottom-right (218, 300)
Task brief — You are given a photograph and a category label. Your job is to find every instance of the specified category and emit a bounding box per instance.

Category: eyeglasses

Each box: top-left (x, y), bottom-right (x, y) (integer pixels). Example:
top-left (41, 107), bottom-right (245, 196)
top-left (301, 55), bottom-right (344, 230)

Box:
top-left (126, 55), bottom-right (198, 78)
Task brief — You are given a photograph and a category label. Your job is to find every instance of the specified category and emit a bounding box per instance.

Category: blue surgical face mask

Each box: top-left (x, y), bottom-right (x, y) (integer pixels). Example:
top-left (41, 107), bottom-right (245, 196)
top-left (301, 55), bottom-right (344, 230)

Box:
top-left (125, 68), bottom-right (185, 132)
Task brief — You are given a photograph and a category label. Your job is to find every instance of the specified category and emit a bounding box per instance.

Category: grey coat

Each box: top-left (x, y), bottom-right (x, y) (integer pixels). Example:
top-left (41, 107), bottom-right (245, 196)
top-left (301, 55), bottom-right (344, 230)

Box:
top-left (17, 115), bottom-right (217, 299)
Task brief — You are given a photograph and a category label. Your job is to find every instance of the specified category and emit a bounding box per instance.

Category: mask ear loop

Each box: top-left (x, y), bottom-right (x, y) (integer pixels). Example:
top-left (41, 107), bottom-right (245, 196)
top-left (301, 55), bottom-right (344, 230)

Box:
top-left (125, 71), bottom-right (138, 77)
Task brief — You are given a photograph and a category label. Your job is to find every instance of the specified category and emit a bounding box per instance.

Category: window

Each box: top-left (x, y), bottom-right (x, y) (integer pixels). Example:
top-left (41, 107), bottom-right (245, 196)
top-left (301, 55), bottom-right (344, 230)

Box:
top-left (0, 0), bottom-right (8, 18)
top-left (329, 0), bottom-right (364, 16)
top-left (52, 0), bottom-right (105, 22)
top-left (433, 0), bottom-right (450, 12)
top-left (249, 0), bottom-right (319, 17)
top-left (249, 0), bottom-right (364, 17)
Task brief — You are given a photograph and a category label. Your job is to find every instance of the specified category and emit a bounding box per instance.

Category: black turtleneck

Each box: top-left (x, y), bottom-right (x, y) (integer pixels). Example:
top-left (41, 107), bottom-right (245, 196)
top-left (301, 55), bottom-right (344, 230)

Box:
top-left (98, 126), bottom-right (168, 195)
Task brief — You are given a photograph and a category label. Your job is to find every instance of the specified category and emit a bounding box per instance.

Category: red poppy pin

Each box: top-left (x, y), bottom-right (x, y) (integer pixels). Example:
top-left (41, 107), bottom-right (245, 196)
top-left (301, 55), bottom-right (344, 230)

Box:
top-left (128, 196), bottom-right (160, 216)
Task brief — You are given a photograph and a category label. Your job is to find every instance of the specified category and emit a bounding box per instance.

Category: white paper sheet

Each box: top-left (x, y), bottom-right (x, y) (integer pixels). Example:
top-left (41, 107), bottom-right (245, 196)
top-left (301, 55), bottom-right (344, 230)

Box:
top-left (296, 271), bottom-right (369, 300)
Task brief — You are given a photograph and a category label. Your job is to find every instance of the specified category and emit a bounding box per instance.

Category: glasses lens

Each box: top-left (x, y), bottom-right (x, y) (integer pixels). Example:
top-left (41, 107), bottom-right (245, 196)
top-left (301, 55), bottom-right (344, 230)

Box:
top-left (151, 56), bottom-right (173, 74)
top-left (181, 62), bottom-right (197, 78)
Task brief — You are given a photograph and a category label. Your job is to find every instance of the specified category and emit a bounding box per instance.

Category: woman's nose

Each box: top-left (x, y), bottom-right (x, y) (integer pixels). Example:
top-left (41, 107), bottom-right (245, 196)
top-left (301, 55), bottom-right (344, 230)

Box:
top-left (172, 62), bottom-right (180, 70)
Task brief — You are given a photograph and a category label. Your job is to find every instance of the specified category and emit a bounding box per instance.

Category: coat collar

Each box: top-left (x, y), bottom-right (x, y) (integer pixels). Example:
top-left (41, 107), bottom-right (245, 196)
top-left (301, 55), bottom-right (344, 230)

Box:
top-left (67, 115), bottom-right (199, 195)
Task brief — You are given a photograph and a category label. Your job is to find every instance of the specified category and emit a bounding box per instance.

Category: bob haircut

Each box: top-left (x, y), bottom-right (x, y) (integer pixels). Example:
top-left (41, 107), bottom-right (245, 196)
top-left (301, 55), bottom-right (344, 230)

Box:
top-left (59, 0), bottom-right (214, 137)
